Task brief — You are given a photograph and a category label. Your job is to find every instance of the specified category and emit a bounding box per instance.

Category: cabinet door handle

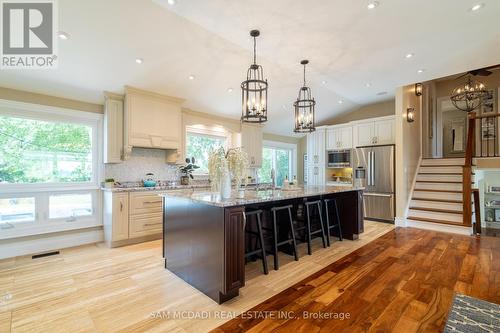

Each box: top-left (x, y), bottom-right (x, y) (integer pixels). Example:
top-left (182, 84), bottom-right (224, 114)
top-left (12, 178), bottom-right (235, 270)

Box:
top-left (120, 202), bottom-right (123, 212)
top-left (144, 200), bottom-right (162, 204)
top-left (242, 212), bottom-right (246, 231)
top-left (144, 223), bottom-right (162, 227)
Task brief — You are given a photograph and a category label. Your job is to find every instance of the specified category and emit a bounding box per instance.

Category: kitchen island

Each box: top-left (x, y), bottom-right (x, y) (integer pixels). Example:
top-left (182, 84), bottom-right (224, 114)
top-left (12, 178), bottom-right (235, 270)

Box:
top-left (161, 186), bottom-right (364, 304)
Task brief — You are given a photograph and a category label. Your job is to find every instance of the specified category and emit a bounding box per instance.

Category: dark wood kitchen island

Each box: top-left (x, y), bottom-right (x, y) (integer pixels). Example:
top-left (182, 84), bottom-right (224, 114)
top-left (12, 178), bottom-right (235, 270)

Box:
top-left (161, 186), bottom-right (364, 304)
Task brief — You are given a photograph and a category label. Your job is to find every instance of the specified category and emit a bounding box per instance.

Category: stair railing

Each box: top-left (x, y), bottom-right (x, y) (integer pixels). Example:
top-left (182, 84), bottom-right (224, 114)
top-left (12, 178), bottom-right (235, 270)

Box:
top-left (463, 112), bottom-right (475, 226)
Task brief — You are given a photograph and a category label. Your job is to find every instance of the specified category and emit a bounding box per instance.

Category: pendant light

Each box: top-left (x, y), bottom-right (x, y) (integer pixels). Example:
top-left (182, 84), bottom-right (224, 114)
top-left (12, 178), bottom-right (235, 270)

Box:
top-left (450, 75), bottom-right (488, 112)
top-left (241, 30), bottom-right (268, 123)
top-left (294, 60), bottom-right (316, 133)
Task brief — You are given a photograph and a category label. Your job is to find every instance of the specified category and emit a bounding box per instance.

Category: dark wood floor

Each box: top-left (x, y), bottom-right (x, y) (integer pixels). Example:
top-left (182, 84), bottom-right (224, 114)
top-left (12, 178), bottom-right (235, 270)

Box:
top-left (212, 227), bottom-right (500, 333)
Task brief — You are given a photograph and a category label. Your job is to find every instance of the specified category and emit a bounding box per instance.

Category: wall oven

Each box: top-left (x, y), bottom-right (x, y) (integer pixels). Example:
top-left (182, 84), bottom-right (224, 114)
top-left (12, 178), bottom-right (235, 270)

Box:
top-left (327, 149), bottom-right (351, 168)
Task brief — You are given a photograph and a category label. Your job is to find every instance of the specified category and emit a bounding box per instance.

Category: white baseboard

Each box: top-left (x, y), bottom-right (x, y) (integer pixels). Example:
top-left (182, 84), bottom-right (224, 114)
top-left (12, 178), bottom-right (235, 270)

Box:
top-left (395, 217), bottom-right (472, 235)
top-left (0, 227), bottom-right (103, 260)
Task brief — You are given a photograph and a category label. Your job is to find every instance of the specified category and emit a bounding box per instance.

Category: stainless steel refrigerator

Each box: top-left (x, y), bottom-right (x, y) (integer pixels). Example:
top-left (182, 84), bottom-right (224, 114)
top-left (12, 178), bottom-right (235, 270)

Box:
top-left (353, 144), bottom-right (395, 223)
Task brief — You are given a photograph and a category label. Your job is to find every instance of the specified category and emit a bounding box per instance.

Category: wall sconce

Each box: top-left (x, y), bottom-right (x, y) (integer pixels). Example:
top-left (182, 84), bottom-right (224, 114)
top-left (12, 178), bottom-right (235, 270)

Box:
top-left (415, 83), bottom-right (423, 96)
top-left (407, 107), bottom-right (415, 123)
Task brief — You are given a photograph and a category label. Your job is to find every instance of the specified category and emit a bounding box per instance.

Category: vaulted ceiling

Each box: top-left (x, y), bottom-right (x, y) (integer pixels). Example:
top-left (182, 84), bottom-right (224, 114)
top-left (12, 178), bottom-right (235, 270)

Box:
top-left (0, 0), bottom-right (499, 135)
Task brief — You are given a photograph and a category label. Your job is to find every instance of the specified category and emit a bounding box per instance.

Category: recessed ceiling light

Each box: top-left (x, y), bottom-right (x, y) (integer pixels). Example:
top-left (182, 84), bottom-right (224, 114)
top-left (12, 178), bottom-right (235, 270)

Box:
top-left (470, 3), bottom-right (484, 11)
top-left (377, 91), bottom-right (388, 96)
top-left (227, 88), bottom-right (233, 93)
top-left (167, 0), bottom-right (176, 5)
top-left (282, 105), bottom-right (287, 110)
top-left (135, 58), bottom-right (143, 64)
top-left (338, 100), bottom-right (344, 104)
top-left (321, 80), bottom-right (327, 85)
top-left (365, 83), bottom-right (371, 87)
top-left (367, 1), bottom-right (379, 9)
top-left (188, 75), bottom-right (195, 80)
top-left (405, 53), bottom-right (414, 59)
top-left (417, 69), bottom-right (425, 74)
top-left (57, 31), bottom-right (69, 40)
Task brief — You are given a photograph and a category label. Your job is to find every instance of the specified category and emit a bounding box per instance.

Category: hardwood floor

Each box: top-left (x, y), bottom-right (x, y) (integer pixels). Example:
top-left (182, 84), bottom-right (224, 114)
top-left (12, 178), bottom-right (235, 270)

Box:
top-left (0, 221), bottom-right (393, 333)
top-left (212, 228), bottom-right (500, 333)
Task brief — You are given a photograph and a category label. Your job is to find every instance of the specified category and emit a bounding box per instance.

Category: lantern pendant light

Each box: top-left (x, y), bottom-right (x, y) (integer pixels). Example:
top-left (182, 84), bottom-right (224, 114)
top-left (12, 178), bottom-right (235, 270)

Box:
top-left (241, 30), bottom-right (268, 123)
top-left (293, 60), bottom-right (316, 133)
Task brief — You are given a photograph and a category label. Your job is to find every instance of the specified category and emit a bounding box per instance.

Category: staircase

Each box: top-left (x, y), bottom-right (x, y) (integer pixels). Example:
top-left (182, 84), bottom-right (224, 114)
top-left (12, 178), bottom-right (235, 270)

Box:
top-left (407, 158), bottom-right (474, 227)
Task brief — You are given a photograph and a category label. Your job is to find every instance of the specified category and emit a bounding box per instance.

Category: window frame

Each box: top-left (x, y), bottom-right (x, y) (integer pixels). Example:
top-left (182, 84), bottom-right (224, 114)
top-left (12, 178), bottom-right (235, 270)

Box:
top-left (0, 99), bottom-right (103, 239)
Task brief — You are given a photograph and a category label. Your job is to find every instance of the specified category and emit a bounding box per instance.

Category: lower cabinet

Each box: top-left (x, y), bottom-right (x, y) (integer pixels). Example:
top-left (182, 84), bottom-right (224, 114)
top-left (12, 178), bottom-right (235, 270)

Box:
top-left (103, 191), bottom-right (163, 247)
top-left (223, 206), bottom-right (245, 297)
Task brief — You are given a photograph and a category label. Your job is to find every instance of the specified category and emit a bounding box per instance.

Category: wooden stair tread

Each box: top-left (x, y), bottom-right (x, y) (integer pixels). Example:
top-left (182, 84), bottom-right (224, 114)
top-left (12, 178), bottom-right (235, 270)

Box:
top-left (411, 198), bottom-right (463, 204)
top-left (409, 207), bottom-right (463, 215)
top-left (413, 189), bottom-right (462, 193)
top-left (417, 172), bottom-right (463, 175)
top-left (407, 216), bottom-right (471, 227)
top-left (420, 164), bottom-right (464, 167)
top-left (415, 180), bottom-right (463, 184)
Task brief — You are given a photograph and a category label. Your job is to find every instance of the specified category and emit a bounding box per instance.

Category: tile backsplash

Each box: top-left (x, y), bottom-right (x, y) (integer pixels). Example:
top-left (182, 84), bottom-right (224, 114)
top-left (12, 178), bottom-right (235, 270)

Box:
top-left (105, 148), bottom-right (180, 182)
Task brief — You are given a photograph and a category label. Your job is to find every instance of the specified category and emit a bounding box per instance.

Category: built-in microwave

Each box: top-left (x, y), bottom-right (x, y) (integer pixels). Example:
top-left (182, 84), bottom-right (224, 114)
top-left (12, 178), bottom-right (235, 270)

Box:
top-left (327, 149), bottom-right (351, 168)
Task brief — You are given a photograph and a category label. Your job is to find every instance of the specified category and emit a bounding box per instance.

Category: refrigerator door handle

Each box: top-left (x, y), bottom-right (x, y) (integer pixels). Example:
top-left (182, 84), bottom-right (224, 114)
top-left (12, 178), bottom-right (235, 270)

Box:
top-left (371, 151), bottom-right (375, 186)
top-left (366, 151), bottom-right (371, 186)
top-left (363, 193), bottom-right (392, 197)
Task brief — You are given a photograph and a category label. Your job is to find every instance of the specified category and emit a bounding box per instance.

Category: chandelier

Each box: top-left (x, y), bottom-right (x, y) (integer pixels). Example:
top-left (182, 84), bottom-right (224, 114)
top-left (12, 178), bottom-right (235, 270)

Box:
top-left (241, 30), bottom-right (268, 123)
top-left (293, 60), bottom-right (316, 133)
top-left (450, 75), bottom-right (488, 112)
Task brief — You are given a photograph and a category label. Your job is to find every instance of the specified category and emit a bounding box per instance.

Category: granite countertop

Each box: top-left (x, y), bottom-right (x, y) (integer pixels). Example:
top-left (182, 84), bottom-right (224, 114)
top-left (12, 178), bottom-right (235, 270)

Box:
top-left (159, 185), bottom-right (364, 208)
top-left (101, 184), bottom-right (211, 192)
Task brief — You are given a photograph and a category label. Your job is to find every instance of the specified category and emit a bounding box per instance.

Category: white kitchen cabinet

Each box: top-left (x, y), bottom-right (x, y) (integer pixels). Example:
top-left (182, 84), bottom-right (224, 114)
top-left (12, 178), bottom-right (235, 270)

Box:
top-left (103, 192), bottom-right (129, 244)
top-left (241, 124), bottom-right (263, 167)
top-left (326, 125), bottom-right (352, 150)
top-left (306, 128), bottom-right (325, 186)
top-left (103, 191), bottom-right (164, 247)
top-left (353, 116), bottom-right (394, 147)
top-left (374, 118), bottom-right (395, 145)
top-left (103, 92), bottom-right (124, 164)
top-left (124, 86), bottom-right (184, 159)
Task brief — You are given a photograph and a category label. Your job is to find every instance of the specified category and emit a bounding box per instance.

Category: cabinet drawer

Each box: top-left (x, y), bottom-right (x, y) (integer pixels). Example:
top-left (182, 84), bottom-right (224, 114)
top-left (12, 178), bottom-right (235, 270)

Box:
top-left (129, 213), bottom-right (163, 238)
top-left (129, 192), bottom-right (163, 215)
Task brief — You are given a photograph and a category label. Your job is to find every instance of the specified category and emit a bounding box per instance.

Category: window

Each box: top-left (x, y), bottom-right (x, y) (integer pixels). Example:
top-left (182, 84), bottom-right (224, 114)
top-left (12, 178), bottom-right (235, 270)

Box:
top-left (0, 115), bottom-right (93, 184)
top-left (186, 130), bottom-right (227, 174)
top-left (0, 197), bottom-right (35, 224)
top-left (0, 100), bottom-right (102, 237)
top-left (257, 141), bottom-right (297, 187)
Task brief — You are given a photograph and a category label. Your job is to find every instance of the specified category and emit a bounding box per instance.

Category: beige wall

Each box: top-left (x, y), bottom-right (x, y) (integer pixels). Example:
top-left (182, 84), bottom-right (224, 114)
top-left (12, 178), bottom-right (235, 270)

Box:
top-left (0, 86), bottom-right (103, 113)
top-left (319, 100), bottom-right (395, 126)
top-left (395, 85), bottom-right (422, 219)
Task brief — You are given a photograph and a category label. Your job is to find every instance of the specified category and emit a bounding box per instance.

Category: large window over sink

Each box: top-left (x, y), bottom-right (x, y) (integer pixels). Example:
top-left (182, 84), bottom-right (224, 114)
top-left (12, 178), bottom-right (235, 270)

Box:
top-left (257, 141), bottom-right (297, 187)
top-left (0, 100), bottom-right (102, 238)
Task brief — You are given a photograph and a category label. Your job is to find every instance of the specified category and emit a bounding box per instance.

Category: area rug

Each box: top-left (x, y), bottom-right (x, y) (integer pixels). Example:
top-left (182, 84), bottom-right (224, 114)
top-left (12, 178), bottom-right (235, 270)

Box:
top-left (444, 293), bottom-right (500, 333)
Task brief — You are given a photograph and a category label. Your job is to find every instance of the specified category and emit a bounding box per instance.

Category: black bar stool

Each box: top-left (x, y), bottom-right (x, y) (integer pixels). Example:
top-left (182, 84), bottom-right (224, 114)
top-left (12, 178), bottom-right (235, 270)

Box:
top-left (324, 198), bottom-right (343, 246)
top-left (244, 209), bottom-right (269, 275)
top-left (304, 200), bottom-right (327, 255)
top-left (267, 204), bottom-right (299, 270)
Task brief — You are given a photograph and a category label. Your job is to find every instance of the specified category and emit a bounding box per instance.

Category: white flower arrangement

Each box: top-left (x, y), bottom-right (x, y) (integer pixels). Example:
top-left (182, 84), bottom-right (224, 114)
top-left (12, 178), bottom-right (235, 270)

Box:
top-left (208, 147), bottom-right (249, 192)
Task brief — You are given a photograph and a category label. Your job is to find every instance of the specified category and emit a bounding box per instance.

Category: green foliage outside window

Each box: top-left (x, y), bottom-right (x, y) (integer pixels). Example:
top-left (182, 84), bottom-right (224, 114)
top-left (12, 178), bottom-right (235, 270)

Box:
top-left (0, 116), bottom-right (92, 183)
top-left (186, 133), bottom-right (226, 174)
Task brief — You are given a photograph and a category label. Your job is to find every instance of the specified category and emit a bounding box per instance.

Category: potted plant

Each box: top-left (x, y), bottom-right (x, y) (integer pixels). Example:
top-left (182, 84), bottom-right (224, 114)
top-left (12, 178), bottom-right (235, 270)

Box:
top-left (104, 178), bottom-right (115, 188)
top-left (179, 157), bottom-right (199, 185)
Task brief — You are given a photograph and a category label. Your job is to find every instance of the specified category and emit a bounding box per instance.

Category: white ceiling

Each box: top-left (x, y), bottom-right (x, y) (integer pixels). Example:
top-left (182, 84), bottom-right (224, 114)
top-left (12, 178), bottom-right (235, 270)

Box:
top-left (0, 0), bottom-right (499, 135)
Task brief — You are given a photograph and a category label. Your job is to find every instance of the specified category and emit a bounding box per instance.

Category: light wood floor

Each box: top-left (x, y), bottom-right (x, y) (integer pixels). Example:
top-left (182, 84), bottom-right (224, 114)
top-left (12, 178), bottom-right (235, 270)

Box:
top-left (213, 227), bottom-right (500, 333)
top-left (0, 221), bottom-right (393, 333)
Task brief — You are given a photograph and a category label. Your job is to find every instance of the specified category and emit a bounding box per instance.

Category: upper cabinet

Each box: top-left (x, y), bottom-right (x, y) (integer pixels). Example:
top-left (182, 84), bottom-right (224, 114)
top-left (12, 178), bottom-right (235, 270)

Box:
top-left (326, 125), bottom-right (353, 150)
top-left (306, 128), bottom-right (325, 186)
top-left (103, 92), bottom-right (124, 164)
top-left (353, 116), bottom-right (395, 147)
top-left (241, 124), bottom-right (263, 167)
top-left (124, 86), bottom-right (184, 159)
